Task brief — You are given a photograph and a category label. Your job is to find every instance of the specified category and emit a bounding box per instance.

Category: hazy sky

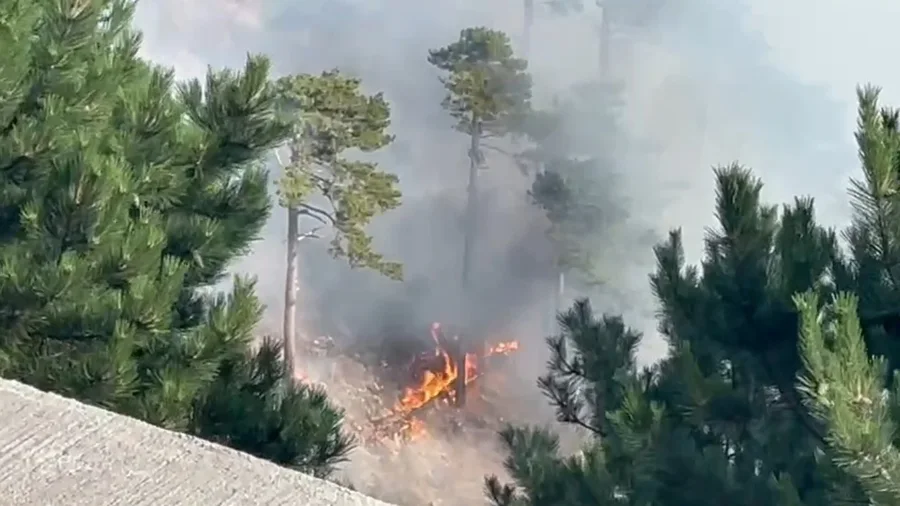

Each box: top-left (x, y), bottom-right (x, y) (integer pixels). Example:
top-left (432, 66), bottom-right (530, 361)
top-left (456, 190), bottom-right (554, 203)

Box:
top-left (751, 0), bottom-right (900, 111)
top-left (747, 0), bottom-right (900, 220)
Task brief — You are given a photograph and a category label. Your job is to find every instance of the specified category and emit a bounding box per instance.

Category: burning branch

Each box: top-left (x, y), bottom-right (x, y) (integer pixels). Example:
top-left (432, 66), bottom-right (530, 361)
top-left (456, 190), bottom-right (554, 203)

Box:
top-left (367, 323), bottom-right (520, 444)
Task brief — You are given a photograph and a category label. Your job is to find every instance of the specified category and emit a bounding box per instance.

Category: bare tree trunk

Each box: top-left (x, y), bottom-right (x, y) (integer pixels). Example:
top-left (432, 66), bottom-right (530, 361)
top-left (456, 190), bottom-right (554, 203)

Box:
top-left (460, 121), bottom-right (483, 393)
top-left (548, 266), bottom-right (564, 335)
top-left (283, 206), bottom-right (299, 381)
top-left (523, 0), bottom-right (534, 58)
top-left (461, 123), bottom-right (481, 290)
top-left (556, 269), bottom-right (565, 311)
top-left (597, 2), bottom-right (611, 76)
top-left (452, 335), bottom-right (467, 407)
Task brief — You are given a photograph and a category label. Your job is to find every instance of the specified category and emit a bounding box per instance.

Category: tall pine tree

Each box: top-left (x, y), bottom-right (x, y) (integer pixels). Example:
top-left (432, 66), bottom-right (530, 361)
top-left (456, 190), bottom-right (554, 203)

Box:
top-left (0, 0), bottom-right (351, 477)
top-left (273, 70), bottom-right (402, 381)
top-left (427, 27), bottom-right (532, 290)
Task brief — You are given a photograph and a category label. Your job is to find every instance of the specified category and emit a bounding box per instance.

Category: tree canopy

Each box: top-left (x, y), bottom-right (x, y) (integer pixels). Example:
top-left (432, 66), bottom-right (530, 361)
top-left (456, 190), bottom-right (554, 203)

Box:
top-left (0, 0), bottom-right (351, 477)
top-left (522, 78), bottom-right (634, 293)
top-left (428, 27), bottom-right (532, 140)
top-left (274, 70), bottom-right (403, 278)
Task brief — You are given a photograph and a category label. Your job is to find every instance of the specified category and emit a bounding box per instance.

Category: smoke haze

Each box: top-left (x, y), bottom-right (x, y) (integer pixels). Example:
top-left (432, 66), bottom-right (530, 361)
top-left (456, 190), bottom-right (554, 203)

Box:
top-left (133, 0), bottom-right (885, 503)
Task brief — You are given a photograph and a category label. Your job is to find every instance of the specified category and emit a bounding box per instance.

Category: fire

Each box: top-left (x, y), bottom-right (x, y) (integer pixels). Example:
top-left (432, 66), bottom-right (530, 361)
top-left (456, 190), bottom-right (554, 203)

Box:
top-left (487, 340), bottom-right (519, 355)
top-left (396, 348), bottom-right (458, 412)
top-left (394, 323), bottom-right (519, 415)
top-left (366, 322), bottom-right (520, 446)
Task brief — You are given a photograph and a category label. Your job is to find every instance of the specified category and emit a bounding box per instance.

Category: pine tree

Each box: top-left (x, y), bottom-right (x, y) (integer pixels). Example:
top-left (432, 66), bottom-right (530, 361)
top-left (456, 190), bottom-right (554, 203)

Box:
top-left (0, 0), bottom-right (351, 476)
top-left (487, 167), bottom-right (855, 504)
top-left (489, 84), bottom-right (900, 505)
top-left (190, 336), bottom-right (355, 477)
top-left (593, 0), bottom-right (665, 74)
top-left (529, 161), bottom-right (622, 290)
top-left (518, 0), bottom-right (662, 320)
top-left (518, 0), bottom-right (665, 74)
top-left (427, 27), bottom-right (533, 290)
top-left (273, 70), bottom-right (402, 380)
top-left (792, 86), bottom-right (900, 505)
top-left (520, 79), bottom-right (637, 315)
top-left (486, 299), bottom-right (801, 506)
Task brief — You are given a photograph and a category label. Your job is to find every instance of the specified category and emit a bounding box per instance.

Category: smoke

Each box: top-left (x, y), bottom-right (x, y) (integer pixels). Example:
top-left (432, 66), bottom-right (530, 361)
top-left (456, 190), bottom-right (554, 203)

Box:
top-left (133, 0), bottom-right (886, 503)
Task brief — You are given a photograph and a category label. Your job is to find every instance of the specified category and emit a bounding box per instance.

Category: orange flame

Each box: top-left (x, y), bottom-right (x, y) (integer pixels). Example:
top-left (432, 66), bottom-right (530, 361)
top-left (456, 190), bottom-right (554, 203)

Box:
top-left (396, 348), bottom-right (459, 412)
top-left (393, 324), bottom-right (520, 414)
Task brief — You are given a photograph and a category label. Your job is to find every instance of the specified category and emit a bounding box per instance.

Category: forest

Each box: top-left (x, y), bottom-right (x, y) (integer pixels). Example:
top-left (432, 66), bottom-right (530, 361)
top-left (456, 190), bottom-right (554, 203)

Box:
top-left (4, 1), bottom-right (900, 505)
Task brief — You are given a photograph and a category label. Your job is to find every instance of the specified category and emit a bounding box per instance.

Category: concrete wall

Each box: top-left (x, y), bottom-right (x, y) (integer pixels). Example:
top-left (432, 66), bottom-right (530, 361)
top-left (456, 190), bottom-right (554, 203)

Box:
top-left (0, 380), bottom-right (394, 506)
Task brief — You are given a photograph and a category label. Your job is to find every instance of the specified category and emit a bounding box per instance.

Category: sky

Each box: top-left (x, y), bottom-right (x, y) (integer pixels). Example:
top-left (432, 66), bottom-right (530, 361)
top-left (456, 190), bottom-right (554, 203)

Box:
top-left (747, 0), bottom-right (900, 215)
top-left (131, 0), bottom-right (897, 363)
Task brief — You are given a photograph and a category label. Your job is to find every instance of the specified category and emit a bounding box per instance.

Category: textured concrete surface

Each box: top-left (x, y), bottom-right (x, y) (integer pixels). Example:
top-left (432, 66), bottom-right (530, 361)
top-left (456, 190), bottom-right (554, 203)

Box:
top-left (0, 379), bottom-right (394, 506)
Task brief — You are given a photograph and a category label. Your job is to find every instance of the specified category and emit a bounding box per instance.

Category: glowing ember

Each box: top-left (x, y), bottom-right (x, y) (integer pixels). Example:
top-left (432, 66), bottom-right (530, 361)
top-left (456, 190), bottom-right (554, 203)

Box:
top-left (487, 341), bottom-right (519, 355)
top-left (407, 417), bottom-right (428, 440)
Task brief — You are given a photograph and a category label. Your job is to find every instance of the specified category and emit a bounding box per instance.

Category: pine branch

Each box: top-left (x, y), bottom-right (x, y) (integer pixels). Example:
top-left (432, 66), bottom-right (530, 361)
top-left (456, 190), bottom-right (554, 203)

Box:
top-left (795, 291), bottom-right (900, 504)
top-left (297, 203), bottom-right (337, 226)
top-left (484, 475), bottom-right (519, 506)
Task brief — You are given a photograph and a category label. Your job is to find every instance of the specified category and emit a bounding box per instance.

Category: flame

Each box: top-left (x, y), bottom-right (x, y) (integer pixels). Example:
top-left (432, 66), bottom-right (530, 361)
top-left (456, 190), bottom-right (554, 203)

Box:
top-left (396, 348), bottom-right (458, 412)
top-left (366, 323), bottom-right (520, 446)
top-left (393, 323), bottom-right (520, 415)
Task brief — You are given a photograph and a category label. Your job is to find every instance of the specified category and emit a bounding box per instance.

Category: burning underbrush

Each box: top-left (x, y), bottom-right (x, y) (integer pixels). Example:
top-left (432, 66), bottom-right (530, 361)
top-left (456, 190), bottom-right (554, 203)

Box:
top-left (295, 322), bottom-right (528, 506)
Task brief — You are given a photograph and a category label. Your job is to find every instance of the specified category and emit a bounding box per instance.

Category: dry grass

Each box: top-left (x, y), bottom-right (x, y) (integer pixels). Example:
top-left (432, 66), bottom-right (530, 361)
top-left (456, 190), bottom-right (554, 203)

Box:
top-left (299, 349), bottom-right (517, 506)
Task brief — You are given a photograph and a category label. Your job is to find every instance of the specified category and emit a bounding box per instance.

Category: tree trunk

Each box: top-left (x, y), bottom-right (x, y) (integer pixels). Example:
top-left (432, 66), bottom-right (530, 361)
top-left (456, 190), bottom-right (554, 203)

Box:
top-left (523, 0), bottom-right (534, 59)
top-left (461, 123), bottom-right (481, 290)
top-left (283, 205), bottom-right (300, 381)
top-left (460, 121), bottom-right (483, 390)
top-left (597, 3), bottom-right (611, 76)
top-left (452, 335), bottom-right (467, 407)
top-left (556, 269), bottom-right (565, 311)
top-left (547, 267), bottom-right (564, 335)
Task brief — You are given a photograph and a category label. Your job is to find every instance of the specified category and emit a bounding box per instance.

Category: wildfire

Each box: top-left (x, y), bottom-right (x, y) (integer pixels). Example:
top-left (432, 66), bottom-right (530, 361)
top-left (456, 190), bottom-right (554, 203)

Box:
top-left (394, 323), bottom-right (519, 414)
top-left (364, 322), bottom-right (520, 446)
top-left (395, 347), bottom-right (458, 412)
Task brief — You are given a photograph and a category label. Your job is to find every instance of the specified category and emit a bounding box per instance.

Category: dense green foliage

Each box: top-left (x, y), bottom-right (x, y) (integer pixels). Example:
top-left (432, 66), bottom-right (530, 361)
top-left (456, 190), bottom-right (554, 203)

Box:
top-left (488, 86), bottom-right (900, 506)
top-left (0, 0), bottom-right (351, 477)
